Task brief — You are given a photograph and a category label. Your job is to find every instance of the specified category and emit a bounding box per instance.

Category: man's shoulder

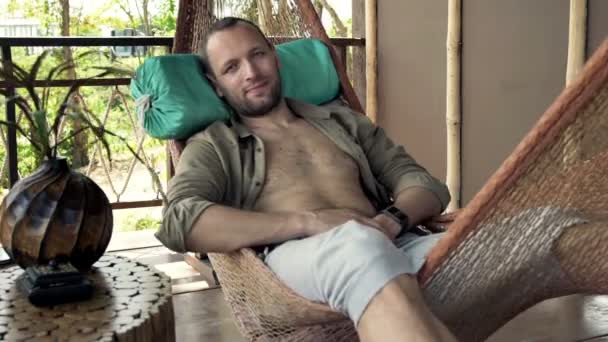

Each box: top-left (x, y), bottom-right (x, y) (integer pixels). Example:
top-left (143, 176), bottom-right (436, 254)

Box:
top-left (186, 120), bottom-right (238, 145)
top-left (287, 97), bottom-right (365, 126)
top-left (317, 99), bottom-right (372, 133)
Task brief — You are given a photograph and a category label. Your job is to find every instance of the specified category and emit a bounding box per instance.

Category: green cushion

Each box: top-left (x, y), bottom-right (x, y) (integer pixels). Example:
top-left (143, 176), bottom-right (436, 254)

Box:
top-left (130, 38), bottom-right (340, 140)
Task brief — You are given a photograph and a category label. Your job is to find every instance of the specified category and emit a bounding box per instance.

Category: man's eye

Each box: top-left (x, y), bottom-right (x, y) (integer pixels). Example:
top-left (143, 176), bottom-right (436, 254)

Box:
top-left (224, 65), bottom-right (236, 73)
top-left (254, 51), bottom-right (265, 57)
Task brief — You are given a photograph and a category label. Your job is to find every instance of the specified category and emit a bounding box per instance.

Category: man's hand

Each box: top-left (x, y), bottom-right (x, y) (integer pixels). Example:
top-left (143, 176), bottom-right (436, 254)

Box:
top-left (371, 213), bottom-right (402, 240)
top-left (301, 208), bottom-right (402, 240)
top-left (302, 209), bottom-right (384, 236)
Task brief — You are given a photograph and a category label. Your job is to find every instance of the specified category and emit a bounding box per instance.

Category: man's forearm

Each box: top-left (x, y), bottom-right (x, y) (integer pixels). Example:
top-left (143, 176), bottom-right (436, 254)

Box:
top-left (391, 187), bottom-right (443, 227)
top-left (185, 205), bottom-right (308, 253)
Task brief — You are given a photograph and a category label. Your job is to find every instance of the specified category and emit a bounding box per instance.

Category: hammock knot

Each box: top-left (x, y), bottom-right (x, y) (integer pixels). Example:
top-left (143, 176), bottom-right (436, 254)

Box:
top-left (135, 94), bottom-right (151, 128)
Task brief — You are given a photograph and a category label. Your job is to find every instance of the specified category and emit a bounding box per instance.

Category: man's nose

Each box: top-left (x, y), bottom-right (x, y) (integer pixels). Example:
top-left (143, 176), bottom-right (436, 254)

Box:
top-left (242, 60), bottom-right (260, 80)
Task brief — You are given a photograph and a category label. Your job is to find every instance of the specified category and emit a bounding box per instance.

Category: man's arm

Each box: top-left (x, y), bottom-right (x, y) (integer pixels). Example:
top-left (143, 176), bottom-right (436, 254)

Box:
top-left (159, 137), bottom-right (307, 253)
top-left (372, 187), bottom-right (443, 239)
top-left (184, 205), bottom-right (306, 253)
top-left (392, 187), bottom-right (443, 226)
top-left (187, 205), bottom-right (393, 253)
top-left (160, 136), bottom-right (382, 253)
top-left (350, 110), bottom-right (450, 231)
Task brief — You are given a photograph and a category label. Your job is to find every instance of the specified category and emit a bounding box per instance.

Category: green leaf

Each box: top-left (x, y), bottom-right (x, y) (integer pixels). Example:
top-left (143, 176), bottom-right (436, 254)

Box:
top-left (0, 119), bottom-right (42, 151)
top-left (88, 66), bottom-right (134, 78)
top-left (64, 111), bottom-right (113, 163)
top-left (0, 60), bottom-right (29, 83)
top-left (28, 49), bottom-right (51, 85)
top-left (33, 109), bottom-right (50, 156)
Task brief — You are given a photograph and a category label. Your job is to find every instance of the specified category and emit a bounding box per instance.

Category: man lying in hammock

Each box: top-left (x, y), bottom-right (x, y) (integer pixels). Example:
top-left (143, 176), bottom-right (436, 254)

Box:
top-left (158, 17), bottom-right (457, 342)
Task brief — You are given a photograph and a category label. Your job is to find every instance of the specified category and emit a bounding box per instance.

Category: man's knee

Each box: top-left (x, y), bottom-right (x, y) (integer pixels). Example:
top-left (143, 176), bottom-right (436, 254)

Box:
top-left (312, 221), bottom-right (412, 320)
top-left (313, 221), bottom-right (397, 278)
top-left (266, 220), bottom-right (422, 323)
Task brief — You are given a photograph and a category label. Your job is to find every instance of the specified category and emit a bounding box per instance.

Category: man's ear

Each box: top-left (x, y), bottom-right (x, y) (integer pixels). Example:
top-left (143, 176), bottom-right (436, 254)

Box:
top-left (206, 73), bottom-right (224, 97)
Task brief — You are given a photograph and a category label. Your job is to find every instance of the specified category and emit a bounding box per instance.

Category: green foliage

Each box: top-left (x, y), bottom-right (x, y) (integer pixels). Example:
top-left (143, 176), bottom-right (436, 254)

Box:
top-left (118, 211), bottom-right (160, 231)
top-left (329, 18), bottom-right (352, 38)
top-left (0, 49), bottom-right (112, 161)
top-left (0, 47), bottom-right (167, 202)
top-left (135, 216), bottom-right (160, 231)
top-left (0, 0), bottom-right (174, 204)
top-left (152, 0), bottom-right (177, 36)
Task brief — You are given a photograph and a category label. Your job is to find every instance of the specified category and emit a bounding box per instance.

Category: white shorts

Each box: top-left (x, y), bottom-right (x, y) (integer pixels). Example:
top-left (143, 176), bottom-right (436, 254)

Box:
top-left (264, 220), bottom-right (444, 326)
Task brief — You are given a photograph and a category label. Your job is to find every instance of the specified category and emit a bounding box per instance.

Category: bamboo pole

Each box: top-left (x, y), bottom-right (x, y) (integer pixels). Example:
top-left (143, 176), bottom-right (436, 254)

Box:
top-left (566, 0), bottom-right (587, 85)
top-left (365, 0), bottom-right (377, 123)
top-left (563, 0), bottom-right (587, 164)
top-left (446, 0), bottom-right (462, 211)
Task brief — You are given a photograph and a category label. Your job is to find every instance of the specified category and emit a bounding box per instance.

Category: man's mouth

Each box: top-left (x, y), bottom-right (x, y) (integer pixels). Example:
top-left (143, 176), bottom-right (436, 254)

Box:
top-left (245, 81), bottom-right (269, 95)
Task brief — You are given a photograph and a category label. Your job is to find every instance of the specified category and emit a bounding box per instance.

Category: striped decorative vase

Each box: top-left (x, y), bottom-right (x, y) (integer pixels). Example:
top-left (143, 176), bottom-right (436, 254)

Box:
top-left (0, 158), bottom-right (113, 271)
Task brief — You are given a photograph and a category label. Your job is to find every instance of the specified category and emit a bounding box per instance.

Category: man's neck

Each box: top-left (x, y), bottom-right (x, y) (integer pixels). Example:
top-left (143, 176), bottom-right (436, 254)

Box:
top-left (239, 99), bottom-right (297, 131)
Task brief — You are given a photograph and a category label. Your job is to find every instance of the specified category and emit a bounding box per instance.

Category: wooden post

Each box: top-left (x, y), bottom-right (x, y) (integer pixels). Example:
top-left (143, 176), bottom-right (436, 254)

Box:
top-left (352, 0), bottom-right (366, 110)
top-left (446, 0), bottom-right (462, 211)
top-left (563, 0), bottom-right (587, 164)
top-left (365, 0), bottom-right (377, 123)
top-left (173, 0), bottom-right (215, 54)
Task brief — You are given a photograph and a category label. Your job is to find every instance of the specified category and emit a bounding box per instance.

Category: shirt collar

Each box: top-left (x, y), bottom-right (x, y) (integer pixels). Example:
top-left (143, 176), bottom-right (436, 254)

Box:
top-left (229, 97), bottom-right (332, 139)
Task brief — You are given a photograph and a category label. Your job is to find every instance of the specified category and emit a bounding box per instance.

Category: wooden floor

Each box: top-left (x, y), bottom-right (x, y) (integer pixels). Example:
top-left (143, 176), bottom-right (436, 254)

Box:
top-left (172, 289), bottom-right (608, 342)
top-left (5, 230), bottom-right (605, 342)
top-left (106, 232), bottom-right (608, 342)
top-left (173, 289), bottom-right (245, 342)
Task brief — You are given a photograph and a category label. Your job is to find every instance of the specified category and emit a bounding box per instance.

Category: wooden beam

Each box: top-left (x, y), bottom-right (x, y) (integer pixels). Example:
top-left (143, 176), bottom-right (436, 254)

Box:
top-left (0, 78), bottom-right (131, 88)
top-left (0, 36), bottom-right (173, 47)
top-left (184, 254), bottom-right (219, 287)
top-left (446, 0), bottom-right (462, 211)
top-left (352, 0), bottom-right (366, 110)
top-left (365, 0), bottom-right (377, 122)
top-left (111, 199), bottom-right (163, 210)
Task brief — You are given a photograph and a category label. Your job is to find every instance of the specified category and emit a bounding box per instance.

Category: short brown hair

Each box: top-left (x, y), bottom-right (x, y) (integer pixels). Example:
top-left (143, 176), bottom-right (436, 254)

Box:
top-left (199, 17), bottom-right (272, 76)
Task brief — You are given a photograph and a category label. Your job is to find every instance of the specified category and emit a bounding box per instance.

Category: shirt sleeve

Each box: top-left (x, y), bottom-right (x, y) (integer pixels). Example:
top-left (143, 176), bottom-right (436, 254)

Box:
top-left (156, 138), bottom-right (227, 253)
top-left (353, 111), bottom-right (451, 211)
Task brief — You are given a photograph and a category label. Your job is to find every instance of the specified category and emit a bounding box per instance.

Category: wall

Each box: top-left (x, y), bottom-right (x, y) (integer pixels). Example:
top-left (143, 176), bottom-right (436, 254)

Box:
top-left (377, 0), bottom-right (608, 205)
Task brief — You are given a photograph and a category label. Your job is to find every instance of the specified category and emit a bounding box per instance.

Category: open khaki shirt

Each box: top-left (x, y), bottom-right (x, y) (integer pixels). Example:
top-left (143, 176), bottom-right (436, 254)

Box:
top-left (157, 98), bottom-right (451, 253)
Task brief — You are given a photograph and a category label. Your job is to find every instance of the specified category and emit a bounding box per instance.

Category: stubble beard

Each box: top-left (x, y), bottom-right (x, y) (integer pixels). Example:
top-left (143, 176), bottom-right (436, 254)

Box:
top-left (221, 79), bottom-right (282, 118)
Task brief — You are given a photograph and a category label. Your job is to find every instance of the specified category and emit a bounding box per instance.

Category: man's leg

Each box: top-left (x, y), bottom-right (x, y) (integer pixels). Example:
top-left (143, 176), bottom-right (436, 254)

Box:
top-left (356, 232), bottom-right (457, 342)
top-left (265, 220), bottom-right (454, 341)
top-left (357, 274), bottom-right (457, 342)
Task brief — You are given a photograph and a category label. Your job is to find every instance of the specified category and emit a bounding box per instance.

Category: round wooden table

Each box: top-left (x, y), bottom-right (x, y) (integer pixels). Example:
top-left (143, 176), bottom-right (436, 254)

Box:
top-left (0, 254), bottom-right (175, 341)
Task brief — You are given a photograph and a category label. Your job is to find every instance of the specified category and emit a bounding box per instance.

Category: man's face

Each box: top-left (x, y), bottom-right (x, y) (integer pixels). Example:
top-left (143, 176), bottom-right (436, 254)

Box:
top-left (206, 23), bottom-right (282, 118)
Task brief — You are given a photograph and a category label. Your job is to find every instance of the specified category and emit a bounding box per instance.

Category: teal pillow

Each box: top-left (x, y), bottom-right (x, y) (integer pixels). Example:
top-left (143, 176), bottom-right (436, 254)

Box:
top-left (131, 38), bottom-right (340, 140)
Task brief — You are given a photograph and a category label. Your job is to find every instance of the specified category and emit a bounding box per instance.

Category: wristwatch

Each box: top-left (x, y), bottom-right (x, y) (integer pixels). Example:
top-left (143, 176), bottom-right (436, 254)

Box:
top-left (380, 205), bottom-right (410, 235)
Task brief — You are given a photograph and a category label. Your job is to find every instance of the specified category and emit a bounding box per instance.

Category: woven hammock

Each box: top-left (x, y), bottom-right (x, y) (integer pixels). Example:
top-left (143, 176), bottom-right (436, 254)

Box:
top-left (169, 1), bottom-right (608, 341)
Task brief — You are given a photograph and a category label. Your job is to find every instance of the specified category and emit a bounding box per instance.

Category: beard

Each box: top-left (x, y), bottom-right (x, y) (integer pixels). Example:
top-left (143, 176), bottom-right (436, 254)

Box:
top-left (219, 79), bottom-right (282, 118)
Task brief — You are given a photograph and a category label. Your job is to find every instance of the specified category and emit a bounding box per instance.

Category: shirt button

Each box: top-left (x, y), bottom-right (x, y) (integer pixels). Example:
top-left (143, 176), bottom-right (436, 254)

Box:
top-left (255, 181), bottom-right (261, 186)
top-left (256, 148), bottom-right (262, 153)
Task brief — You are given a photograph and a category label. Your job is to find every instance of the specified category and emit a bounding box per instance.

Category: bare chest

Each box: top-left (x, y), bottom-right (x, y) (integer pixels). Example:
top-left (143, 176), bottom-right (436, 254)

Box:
top-left (257, 121), bottom-right (360, 191)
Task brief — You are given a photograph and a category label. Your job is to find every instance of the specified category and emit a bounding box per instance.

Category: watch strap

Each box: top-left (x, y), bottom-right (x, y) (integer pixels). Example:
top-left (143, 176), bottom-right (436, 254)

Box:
top-left (380, 205), bottom-right (410, 235)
